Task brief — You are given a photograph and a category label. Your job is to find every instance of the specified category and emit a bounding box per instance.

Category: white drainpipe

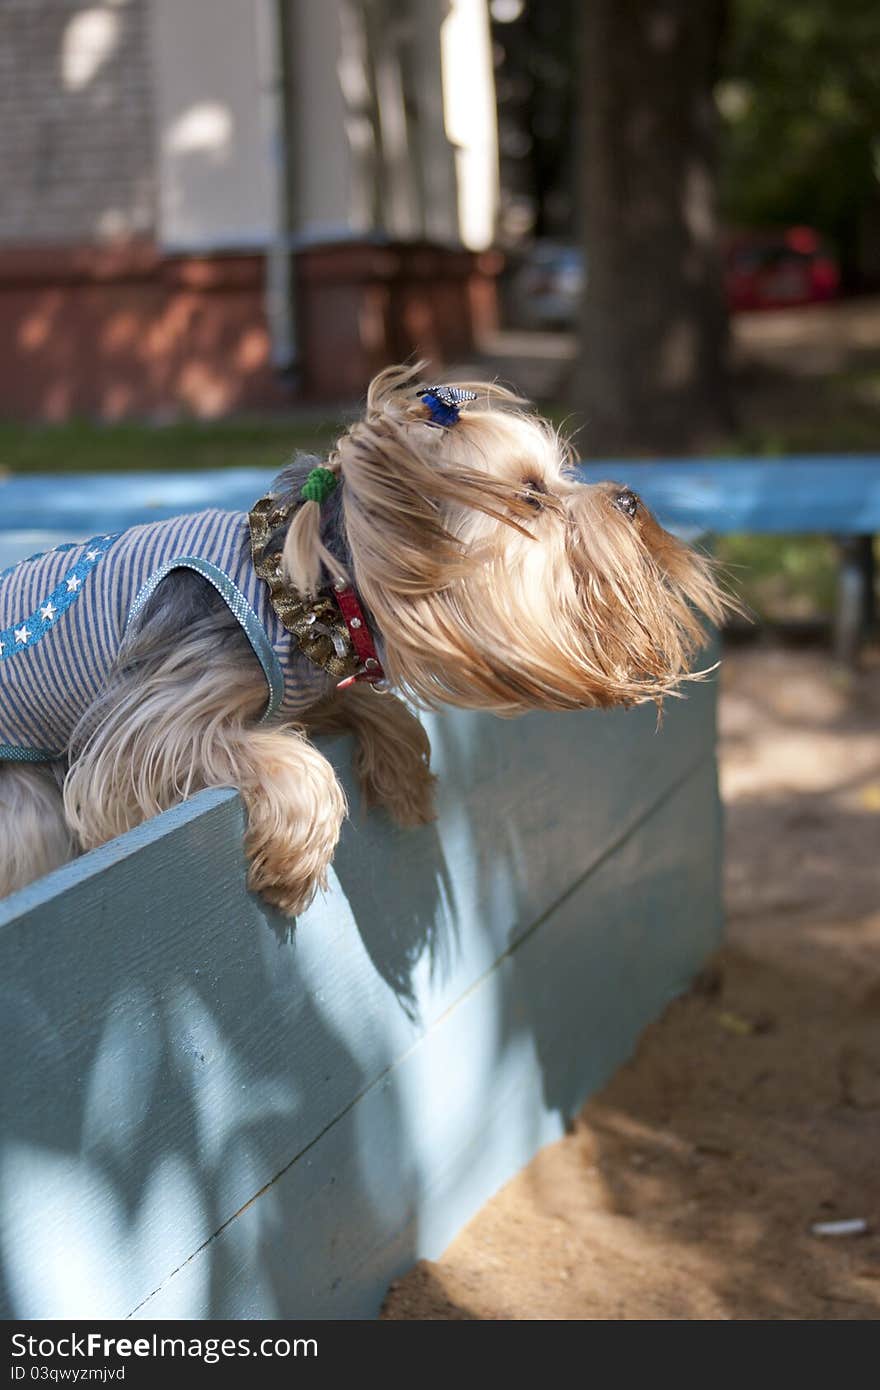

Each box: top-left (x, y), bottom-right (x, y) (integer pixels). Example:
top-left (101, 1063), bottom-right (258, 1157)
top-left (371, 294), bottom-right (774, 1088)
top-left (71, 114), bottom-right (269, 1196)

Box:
top-left (256, 0), bottom-right (296, 372)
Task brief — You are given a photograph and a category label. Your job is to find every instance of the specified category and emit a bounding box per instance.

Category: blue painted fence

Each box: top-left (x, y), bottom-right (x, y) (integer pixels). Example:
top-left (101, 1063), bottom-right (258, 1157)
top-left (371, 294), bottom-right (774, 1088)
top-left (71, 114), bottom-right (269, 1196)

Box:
top-left (0, 471), bottom-right (723, 1320)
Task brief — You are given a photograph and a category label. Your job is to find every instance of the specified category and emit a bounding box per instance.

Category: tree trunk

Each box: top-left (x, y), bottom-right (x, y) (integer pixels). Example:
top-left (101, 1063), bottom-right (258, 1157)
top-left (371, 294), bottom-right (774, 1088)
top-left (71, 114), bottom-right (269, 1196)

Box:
top-left (575, 0), bottom-right (732, 456)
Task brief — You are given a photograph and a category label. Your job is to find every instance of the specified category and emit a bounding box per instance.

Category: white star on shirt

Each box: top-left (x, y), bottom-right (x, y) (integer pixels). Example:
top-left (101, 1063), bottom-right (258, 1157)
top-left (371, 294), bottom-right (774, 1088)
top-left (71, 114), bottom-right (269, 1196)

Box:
top-left (86, 549), bottom-right (100, 561)
top-left (66, 575), bottom-right (81, 592)
top-left (14, 626), bottom-right (29, 644)
top-left (40, 601), bottom-right (57, 621)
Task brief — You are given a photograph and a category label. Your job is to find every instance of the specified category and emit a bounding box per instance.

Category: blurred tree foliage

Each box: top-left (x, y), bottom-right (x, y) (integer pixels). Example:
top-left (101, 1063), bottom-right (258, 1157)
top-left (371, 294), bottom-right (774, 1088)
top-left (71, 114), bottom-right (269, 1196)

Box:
top-left (714, 533), bottom-right (838, 621)
top-left (719, 0), bottom-right (880, 283)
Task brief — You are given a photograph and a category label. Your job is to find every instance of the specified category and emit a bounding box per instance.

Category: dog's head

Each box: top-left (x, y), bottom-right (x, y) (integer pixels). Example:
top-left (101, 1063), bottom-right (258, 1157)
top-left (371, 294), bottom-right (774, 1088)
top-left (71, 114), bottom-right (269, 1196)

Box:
top-left (283, 364), bottom-right (730, 713)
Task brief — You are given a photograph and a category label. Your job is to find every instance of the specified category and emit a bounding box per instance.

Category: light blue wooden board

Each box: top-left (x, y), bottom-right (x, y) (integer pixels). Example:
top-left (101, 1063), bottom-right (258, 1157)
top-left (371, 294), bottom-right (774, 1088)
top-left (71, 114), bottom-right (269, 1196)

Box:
top-left (2, 457), bottom-right (878, 538)
top-left (0, 470), bottom-right (277, 534)
top-left (575, 457), bottom-right (880, 534)
top-left (132, 758), bottom-right (721, 1319)
top-left (0, 679), bottom-right (719, 1318)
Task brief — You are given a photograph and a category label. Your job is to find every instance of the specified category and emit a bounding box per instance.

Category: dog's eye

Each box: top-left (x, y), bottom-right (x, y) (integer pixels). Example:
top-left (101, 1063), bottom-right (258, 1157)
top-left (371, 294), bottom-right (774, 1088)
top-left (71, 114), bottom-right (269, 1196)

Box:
top-left (614, 489), bottom-right (639, 520)
top-left (522, 479), bottom-right (548, 510)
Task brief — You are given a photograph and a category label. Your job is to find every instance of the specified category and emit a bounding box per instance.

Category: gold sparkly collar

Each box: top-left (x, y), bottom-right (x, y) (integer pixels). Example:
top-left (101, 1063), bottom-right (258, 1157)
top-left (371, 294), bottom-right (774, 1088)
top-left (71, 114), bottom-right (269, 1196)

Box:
top-left (248, 492), bottom-right (361, 685)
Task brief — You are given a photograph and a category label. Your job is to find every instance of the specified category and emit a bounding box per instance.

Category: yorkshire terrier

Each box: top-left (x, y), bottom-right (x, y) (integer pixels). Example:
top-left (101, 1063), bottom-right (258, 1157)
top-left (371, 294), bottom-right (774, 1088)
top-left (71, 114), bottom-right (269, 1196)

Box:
top-left (0, 365), bottom-right (727, 911)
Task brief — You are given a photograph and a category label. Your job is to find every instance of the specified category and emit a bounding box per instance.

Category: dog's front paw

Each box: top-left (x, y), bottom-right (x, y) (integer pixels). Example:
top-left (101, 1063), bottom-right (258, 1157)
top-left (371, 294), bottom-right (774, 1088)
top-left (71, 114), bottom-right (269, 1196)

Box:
top-left (247, 861), bottom-right (323, 918)
top-left (245, 806), bottom-right (342, 917)
top-left (238, 728), bottom-right (347, 919)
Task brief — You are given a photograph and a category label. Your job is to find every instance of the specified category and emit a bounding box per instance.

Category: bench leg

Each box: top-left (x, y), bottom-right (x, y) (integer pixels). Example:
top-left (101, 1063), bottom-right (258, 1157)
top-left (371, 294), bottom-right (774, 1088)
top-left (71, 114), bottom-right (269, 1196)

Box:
top-left (834, 534), bottom-right (875, 666)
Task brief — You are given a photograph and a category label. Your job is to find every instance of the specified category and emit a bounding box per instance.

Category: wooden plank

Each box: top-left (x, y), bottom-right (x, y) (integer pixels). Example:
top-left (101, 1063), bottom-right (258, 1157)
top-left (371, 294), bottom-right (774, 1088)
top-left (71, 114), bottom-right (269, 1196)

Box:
top-left (576, 457), bottom-right (880, 534)
top-left (132, 757), bottom-right (720, 1319)
top-left (0, 469), bottom-right (276, 534)
top-left (0, 665), bottom-right (720, 1318)
top-left (3, 455), bottom-right (880, 536)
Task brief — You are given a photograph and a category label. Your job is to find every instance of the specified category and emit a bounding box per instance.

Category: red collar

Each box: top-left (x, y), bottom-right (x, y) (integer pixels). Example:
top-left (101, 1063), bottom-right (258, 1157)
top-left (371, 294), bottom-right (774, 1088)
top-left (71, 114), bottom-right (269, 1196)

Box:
top-left (332, 577), bottom-right (385, 689)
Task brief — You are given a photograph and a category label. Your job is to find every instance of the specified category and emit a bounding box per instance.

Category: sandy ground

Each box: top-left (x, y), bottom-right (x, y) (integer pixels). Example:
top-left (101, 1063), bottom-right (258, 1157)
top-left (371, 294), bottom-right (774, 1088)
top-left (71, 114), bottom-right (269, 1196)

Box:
top-left (382, 644), bottom-right (880, 1320)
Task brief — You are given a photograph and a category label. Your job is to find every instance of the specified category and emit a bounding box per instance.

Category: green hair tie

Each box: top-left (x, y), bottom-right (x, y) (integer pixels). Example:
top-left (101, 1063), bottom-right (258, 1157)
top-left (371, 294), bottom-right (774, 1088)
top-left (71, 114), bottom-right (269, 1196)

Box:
top-left (300, 467), bottom-right (338, 504)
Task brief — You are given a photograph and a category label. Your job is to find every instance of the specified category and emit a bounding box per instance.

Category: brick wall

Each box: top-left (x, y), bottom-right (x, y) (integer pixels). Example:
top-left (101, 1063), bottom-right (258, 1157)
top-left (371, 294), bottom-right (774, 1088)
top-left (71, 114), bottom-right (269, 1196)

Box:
top-left (0, 0), bottom-right (155, 245)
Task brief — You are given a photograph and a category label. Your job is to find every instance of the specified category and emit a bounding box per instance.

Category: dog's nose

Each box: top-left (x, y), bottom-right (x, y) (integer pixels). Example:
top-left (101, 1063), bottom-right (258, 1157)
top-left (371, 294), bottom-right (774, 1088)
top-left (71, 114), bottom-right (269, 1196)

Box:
top-left (613, 488), bottom-right (639, 519)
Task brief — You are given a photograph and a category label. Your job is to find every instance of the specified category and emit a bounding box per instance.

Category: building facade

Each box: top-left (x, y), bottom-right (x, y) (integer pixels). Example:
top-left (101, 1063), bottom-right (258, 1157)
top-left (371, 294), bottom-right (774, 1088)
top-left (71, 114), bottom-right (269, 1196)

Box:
top-left (0, 0), bottom-right (500, 419)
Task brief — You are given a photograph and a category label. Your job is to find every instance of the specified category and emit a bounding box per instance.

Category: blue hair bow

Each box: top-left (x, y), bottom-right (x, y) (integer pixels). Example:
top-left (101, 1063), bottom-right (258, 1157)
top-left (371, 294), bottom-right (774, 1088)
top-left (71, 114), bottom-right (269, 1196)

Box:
top-left (418, 384), bottom-right (478, 427)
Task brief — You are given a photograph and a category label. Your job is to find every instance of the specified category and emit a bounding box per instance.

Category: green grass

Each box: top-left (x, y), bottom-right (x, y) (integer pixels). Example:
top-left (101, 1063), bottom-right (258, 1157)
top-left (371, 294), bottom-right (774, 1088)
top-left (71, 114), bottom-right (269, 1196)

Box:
top-left (723, 420), bottom-right (880, 456)
top-left (714, 533), bottom-right (839, 621)
top-left (0, 417), bottom-right (343, 477)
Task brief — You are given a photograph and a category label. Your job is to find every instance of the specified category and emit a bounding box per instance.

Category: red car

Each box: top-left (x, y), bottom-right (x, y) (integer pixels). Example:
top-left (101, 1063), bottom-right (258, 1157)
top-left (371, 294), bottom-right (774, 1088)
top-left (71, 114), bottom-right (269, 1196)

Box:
top-left (724, 227), bottom-right (840, 311)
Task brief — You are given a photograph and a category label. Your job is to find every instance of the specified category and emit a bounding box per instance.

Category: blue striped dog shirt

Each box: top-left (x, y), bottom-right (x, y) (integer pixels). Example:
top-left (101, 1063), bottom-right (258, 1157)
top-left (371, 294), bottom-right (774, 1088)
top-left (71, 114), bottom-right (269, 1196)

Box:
top-left (0, 510), bottom-right (331, 762)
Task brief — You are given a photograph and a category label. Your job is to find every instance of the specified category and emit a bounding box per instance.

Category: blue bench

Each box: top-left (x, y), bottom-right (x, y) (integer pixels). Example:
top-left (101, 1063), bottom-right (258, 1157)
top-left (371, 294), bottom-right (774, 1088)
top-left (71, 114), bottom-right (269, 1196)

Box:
top-left (2, 455), bottom-right (876, 531)
top-left (575, 457), bottom-right (880, 663)
top-left (1, 455), bottom-right (875, 533)
top-left (3, 457), bottom-right (874, 660)
top-left (575, 456), bottom-right (880, 534)
top-left (3, 455), bottom-right (875, 538)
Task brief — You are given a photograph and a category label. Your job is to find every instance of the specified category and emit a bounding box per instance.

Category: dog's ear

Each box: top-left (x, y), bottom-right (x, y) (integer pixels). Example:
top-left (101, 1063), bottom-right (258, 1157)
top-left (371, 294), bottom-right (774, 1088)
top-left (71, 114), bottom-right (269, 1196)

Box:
top-left (335, 426), bottom-right (536, 598)
top-left (274, 454), bottom-right (349, 596)
top-left (279, 363), bottom-right (566, 601)
top-left (335, 369), bottom-right (554, 598)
